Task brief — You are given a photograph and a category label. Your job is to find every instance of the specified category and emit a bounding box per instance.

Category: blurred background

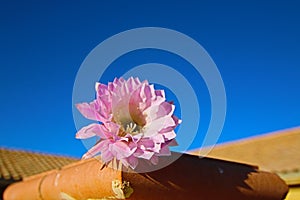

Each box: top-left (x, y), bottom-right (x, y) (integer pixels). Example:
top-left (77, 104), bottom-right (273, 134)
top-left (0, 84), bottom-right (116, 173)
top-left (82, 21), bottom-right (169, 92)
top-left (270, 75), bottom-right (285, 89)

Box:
top-left (0, 0), bottom-right (299, 158)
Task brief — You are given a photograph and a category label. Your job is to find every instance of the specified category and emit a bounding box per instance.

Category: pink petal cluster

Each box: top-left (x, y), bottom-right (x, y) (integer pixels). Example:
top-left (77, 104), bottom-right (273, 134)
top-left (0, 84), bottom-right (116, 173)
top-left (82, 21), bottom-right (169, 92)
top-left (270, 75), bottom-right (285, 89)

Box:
top-left (75, 77), bottom-right (181, 169)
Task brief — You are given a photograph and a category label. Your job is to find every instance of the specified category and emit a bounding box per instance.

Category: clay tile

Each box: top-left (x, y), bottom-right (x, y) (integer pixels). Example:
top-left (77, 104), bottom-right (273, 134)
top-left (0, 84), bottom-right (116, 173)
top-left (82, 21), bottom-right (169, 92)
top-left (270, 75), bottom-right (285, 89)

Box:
top-left (3, 152), bottom-right (288, 200)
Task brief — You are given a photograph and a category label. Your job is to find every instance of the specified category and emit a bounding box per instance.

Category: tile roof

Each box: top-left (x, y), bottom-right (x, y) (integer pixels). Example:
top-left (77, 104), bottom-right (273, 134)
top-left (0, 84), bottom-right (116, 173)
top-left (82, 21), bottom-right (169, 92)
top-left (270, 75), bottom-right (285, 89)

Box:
top-left (191, 127), bottom-right (300, 185)
top-left (4, 152), bottom-right (288, 200)
top-left (0, 148), bottom-right (78, 181)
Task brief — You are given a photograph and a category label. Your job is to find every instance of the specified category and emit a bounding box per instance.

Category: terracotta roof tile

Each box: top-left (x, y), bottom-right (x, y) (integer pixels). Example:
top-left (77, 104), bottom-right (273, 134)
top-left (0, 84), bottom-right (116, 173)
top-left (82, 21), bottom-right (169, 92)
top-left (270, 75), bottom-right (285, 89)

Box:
top-left (3, 152), bottom-right (289, 200)
top-left (191, 127), bottom-right (300, 184)
top-left (0, 148), bottom-right (78, 181)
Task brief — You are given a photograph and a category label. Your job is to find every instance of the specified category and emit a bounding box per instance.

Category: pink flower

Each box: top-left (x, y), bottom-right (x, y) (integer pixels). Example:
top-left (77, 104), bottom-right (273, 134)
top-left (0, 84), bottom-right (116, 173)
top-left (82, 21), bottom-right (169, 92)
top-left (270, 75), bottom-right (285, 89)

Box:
top-left (75, 77), bottom-right (181, 169)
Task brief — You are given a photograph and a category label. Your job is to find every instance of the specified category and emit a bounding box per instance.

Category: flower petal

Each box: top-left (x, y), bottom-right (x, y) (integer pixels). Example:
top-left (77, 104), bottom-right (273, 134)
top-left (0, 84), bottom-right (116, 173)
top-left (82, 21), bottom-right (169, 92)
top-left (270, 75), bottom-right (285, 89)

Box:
top-left (137, 150), bottom-right (154, 160)
top-left (121, 155), bottom-right (138, 169)
top-left (82, 141), bottom-right (105, 159)
top-left (167, 139), bottom-right (178, 147)
top-left (101, 149), bottom-right (114, 163)
top-left (138, 138), bottom-right (155, 149)
top-left (150, 155), bottom-right (159, 165)
top-left (110, 141), bottom-right (136, 160)
top-left (151, 134), bottom-right (165, 143)
top-left (99, 122), bottom-right (120, 139)
top-left (162, 131), bottom-right (177, 141)
top-left (143, 115), bottom-right (176, 137)
top-left (157, 143), bottom-right (171, 156)
top-left (75, 123), bottom-right (102, 139)
top-left (76, 102), bottom-right (101, 121)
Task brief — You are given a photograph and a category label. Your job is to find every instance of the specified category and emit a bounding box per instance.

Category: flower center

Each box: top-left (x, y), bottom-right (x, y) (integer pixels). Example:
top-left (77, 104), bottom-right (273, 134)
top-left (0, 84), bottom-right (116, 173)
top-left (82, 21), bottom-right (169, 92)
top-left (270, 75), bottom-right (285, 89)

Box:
top-left (118, 119), bottom-right (142, 136)
top-left (125, 122), bottom-right (138, 133)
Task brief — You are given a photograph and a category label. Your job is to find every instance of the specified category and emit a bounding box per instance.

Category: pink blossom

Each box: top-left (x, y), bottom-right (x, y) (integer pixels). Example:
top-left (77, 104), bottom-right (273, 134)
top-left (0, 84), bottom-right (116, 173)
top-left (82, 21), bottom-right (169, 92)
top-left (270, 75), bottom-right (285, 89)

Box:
top-left (75, 77), bottom-right (181, 169)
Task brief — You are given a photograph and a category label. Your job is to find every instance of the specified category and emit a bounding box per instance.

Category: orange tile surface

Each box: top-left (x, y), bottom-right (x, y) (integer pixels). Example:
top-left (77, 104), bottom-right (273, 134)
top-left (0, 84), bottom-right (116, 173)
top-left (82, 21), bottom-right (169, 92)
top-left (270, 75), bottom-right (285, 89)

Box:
top-left (0, 148), bottom-right (78, 181)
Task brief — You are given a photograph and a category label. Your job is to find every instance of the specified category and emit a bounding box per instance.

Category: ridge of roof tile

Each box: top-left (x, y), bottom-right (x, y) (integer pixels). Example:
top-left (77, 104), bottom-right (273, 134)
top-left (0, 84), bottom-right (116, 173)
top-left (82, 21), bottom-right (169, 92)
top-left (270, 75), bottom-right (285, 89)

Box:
top-left (212, 127), bottom-right (300, 147)
top-left (191, 127), bottom-right (300, 173)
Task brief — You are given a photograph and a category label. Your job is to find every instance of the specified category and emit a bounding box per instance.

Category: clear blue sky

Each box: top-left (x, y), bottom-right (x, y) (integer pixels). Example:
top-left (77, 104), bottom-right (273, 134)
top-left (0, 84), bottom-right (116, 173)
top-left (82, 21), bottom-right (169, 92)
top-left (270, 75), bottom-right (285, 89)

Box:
top-left (0, 1), bottom-right (299, 158)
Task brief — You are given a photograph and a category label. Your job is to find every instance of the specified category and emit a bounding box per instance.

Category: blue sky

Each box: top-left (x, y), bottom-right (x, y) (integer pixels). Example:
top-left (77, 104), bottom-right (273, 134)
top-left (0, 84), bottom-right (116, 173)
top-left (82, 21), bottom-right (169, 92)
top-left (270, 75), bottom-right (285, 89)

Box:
top-left (0, 1), bottom-right (299, 158)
